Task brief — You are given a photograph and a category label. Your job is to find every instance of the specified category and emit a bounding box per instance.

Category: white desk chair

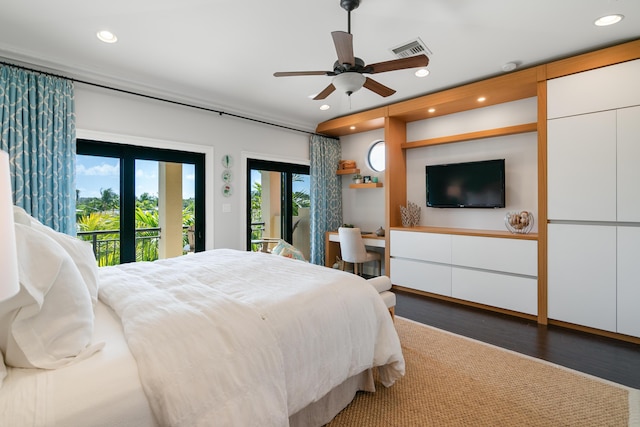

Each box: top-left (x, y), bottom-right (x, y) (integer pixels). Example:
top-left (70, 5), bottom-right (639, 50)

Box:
top-left (338, 227), bottom-right (382, 277)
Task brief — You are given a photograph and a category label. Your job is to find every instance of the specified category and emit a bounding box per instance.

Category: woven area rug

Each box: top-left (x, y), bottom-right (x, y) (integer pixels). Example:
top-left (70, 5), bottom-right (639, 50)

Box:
top-left (327, 317), bottom-right (640, 426)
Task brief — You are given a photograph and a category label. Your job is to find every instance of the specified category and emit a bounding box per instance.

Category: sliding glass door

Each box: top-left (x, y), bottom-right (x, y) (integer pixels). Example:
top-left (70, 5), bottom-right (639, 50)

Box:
top-left (76, 139), bottom-right (205, 265)
top-left (247, 159), bottom-right (310, 259)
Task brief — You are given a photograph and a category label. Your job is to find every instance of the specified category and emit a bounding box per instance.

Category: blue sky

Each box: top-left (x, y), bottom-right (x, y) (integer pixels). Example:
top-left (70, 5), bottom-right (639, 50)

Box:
top-left (76, 155), bottom-right (195, 199)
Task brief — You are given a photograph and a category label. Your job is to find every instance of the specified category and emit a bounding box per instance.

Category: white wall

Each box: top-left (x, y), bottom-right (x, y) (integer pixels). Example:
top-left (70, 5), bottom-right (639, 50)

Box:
top-left (74, 83), bottom-right (310, 250)
top-left (340, 128), bottom-right (386, 233)
top-left (406, 97), bottom-right (538, 231)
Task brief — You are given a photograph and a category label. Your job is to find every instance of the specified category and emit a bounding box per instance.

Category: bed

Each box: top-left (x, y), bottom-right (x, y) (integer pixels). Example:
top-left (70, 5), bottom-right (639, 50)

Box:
top-left (0, 207), bottom-right (405, 426)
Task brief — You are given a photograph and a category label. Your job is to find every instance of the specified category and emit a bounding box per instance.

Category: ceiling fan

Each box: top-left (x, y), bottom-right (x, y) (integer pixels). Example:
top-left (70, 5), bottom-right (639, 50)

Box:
top-left (273, 0), bottom-right (429, 100)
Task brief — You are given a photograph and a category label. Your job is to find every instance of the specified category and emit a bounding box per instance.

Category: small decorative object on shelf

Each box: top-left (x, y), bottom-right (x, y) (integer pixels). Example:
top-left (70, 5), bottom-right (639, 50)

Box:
top-left (375, 226), bottom-right (385, 237)
top-left (339, 160), bottom-right (356, 170)
top-left (400, 201), bottom-right (421, 227)
top-left (504, 210), bottom-right (534, 234)
top-left (352, 173), bottom-right (363, 184)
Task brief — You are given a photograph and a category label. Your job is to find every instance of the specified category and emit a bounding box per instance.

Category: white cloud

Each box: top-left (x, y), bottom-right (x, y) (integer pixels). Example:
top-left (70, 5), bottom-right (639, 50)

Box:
top-left (77, 163), bottom-right (119, 176)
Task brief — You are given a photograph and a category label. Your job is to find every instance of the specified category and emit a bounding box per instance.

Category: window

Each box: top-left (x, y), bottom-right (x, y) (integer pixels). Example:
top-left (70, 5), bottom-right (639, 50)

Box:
top-left (367, 140), bottom-right (386, 172)
top-left (76, 139), bottom-right (205, 265)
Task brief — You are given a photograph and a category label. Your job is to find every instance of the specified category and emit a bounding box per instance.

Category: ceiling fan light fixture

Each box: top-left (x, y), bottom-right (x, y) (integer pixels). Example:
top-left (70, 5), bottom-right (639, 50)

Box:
top-left (332, 72), bottom-right (366, 96)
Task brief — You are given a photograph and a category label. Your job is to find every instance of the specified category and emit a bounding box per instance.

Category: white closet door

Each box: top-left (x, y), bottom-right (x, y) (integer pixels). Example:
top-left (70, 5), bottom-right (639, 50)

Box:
top-left (617, 226), bottom-right (640, 338)
top-left (617, 106), bottom-right (640, 222)
top-left (547, 111), bottom-right (617, 222)
top-left (548, 223), bottom-right (617, 332)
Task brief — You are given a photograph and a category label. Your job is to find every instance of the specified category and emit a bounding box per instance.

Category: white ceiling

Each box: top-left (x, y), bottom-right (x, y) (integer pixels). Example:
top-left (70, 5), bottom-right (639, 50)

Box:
top-left (1, 0), bottom-right (639, 133)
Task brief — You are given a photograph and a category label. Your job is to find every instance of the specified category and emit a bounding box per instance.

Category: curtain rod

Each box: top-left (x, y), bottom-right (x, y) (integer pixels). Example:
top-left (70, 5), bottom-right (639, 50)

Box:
top-left (0, 60), bottom-right (338, 140)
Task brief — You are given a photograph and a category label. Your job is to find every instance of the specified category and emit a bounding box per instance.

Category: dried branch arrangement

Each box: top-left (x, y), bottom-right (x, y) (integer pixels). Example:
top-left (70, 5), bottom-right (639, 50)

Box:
top-left (400, 201), bottom-right (421, 227)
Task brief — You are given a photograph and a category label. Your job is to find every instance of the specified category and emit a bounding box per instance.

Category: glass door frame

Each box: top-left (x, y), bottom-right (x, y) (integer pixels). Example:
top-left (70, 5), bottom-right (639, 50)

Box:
top-left (245, 158), bottom-right (310, 251)
top-left (77, 139), bottom-right (206, 263)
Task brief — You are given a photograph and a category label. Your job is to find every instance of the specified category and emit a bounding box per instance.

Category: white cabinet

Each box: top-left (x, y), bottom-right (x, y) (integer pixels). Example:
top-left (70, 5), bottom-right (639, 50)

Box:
top-left (547, 63), bottom-right (640, 338)
top-left (547, 224), bottom-right (617, 332)
top-left (547, 111), bottom-right (617, 221)
top-left (389, 230), bottom-right (452, 296)
top-left (547, 58), bottom-right (640, 119)
top-left (390, 229), bottom-right (537, 315)
top-left (617, 106), bottom-right (640, 222)
top-left (617, 226), bottom-right (640, 338)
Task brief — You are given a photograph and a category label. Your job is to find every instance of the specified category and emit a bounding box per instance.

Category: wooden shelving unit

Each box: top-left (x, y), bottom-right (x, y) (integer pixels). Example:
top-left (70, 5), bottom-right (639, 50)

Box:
top-left (401, 123), bottom-right (538, 150)
top-left (349, 182), bottom-right (383, 189)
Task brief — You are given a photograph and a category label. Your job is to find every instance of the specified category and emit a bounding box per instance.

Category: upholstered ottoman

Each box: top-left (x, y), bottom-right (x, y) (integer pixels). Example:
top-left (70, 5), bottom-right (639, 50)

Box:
top-left (367, 276), bottom-right (396, 319)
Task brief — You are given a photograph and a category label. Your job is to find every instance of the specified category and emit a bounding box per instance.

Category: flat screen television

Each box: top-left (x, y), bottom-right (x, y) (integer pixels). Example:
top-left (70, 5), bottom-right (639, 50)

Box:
top-left (425, 159), bottom-right (505, 208)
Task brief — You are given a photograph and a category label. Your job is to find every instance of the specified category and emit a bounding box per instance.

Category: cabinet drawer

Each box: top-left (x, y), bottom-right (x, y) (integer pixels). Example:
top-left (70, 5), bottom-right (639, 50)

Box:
top-left (390, 258), bottom-right (451, 296)
top-left (451, 235), bottom-right (537, 276)
top-left (390, 230), bottom-right (451, 263)
top-left (452, 268), bottom-right (537, 315)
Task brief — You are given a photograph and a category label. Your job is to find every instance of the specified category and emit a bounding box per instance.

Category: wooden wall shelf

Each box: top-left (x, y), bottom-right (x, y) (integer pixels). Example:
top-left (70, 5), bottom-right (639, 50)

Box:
top-left (350, 183), bottom-right (383, 189)
top-left (402, 123), bottom-right (538, 150)
top-left (337, 168), bottom-right (359, 175)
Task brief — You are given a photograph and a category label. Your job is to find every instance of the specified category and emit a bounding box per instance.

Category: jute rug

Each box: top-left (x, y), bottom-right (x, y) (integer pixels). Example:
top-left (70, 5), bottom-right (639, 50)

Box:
top-left (327, 317), bottom-right (640, 426)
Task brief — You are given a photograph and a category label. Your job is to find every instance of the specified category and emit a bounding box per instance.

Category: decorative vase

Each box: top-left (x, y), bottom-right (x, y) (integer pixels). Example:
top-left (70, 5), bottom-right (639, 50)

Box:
top-left (504, 211), bottom-right (534, 234)
top-left (375, 226), bottom-right (385, 237)
top-left (400, 202), bottom-right (421, 227)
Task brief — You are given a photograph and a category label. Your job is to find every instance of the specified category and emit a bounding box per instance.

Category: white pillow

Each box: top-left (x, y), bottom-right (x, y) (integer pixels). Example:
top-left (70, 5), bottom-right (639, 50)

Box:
top-left (0, 223), bottom-right (101, 369)
top-left (12, 206), bottom-right (99, 306)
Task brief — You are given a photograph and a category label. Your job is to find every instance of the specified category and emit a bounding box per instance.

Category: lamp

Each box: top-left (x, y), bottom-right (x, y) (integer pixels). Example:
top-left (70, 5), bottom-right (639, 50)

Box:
top-left (0, 150), bottom-right (19, 301)
top-left (332, 72), bottom-right (366, 96)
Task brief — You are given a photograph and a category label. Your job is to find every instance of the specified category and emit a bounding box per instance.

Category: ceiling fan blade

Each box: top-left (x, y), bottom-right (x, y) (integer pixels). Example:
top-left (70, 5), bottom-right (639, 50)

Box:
top-left (274, 71), bottom-right (332, 77)
top-left (313, 84), bottom-right (336, 100)
top-left (366, 55), bottom-right (429, 74)
top-left (363, 77), bottom-right (396, 97)
top-left (331, 31), bottom-right (355, 66)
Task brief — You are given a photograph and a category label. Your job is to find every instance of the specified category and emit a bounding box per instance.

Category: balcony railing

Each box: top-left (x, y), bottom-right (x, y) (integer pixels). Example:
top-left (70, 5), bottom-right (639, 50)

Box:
top-left (77, 227), bottom-right (191, 266)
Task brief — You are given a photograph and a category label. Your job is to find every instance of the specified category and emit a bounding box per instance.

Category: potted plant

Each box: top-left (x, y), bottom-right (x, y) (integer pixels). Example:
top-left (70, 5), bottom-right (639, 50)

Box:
top-left (352, 173), bottom-right (363, 184)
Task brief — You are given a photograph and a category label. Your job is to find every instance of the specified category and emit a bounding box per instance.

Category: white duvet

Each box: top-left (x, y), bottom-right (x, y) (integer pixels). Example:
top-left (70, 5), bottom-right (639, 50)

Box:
top-left (98, 249), bottom-right (404, 427)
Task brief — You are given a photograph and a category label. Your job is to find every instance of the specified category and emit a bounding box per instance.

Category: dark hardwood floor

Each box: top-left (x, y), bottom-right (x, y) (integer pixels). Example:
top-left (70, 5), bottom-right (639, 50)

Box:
top-left (394, 289), bottom-right (640, 389)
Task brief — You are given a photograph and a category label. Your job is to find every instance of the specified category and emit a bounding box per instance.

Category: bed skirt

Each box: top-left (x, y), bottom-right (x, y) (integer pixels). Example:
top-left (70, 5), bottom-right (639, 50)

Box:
top-left (289, 369), bottom-right (374, 427)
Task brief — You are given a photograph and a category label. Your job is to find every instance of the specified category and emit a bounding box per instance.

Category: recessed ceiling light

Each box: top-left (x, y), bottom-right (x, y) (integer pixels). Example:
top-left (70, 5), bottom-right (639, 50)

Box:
top-left (349, 126), bottom-right (356, 130)
top-left (427, 108), bottom-right (436, 113)
top-left (415, 68), bottom-right (430, 78)
top-left (594, 14), bottom-right (623, 26)
top-left (320, 104), bottom-right (330, 111)
top-left (97, 30), bottom-right (118, 43)
top-left (477, 96), bottom-right (486, 102)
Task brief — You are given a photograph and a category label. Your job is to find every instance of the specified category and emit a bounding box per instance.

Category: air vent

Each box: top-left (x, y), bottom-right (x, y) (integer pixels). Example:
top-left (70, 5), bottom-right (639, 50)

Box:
top-left (390, 38), bottom-right (432, 59)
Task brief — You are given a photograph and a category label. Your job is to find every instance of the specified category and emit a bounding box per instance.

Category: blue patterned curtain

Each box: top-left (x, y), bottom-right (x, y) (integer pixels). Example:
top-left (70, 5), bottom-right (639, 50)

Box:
top-left (309, 134), bottom-right (342, 265)
top-left (0, 65), bottom-right (76, 234)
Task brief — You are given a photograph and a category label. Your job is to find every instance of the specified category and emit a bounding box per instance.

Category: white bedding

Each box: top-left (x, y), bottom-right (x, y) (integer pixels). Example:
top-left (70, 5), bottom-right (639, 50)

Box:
top-left (0, 248), bottom-right (404, 427)
top-left (98, 249), bottom-right (404, 426)
top-left (0, 301), bottom-right (156, 427)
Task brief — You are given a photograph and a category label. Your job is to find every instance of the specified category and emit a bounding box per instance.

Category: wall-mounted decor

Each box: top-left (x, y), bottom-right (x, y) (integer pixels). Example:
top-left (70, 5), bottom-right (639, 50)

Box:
top-left (222, 184), bottom-right (233, 197)
top-left (221, 154), bottom-right (233, 168)
top-left (222, 169), bottom-right (232, 183)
